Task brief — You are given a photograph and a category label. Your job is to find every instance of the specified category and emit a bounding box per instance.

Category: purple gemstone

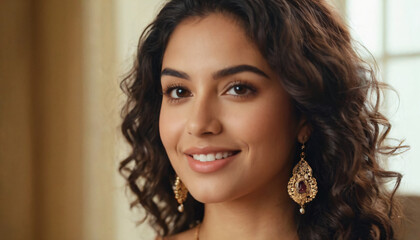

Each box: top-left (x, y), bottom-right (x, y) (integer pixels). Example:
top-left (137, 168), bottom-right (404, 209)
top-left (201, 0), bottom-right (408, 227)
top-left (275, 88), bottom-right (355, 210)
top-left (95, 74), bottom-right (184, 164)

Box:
top-left (298, 181), bottom-right (307, 194)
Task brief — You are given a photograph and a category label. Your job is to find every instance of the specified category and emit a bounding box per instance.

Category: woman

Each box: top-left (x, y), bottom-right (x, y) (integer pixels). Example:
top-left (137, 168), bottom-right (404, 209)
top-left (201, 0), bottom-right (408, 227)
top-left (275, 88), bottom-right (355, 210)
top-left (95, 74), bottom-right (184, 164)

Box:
top-left (120, 0), bottom-right (405, 239)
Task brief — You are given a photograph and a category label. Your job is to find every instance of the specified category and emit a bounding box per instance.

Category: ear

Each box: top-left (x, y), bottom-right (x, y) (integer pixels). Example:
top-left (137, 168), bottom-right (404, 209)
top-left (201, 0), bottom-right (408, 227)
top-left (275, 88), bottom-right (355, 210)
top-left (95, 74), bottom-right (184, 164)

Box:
top-left (297, 116), bottom-right (312, 144)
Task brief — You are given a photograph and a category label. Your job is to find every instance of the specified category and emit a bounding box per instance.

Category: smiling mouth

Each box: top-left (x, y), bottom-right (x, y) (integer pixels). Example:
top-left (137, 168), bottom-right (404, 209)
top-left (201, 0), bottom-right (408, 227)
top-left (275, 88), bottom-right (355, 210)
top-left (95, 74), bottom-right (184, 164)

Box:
top-left (187, 151), bottom-right (240, 162)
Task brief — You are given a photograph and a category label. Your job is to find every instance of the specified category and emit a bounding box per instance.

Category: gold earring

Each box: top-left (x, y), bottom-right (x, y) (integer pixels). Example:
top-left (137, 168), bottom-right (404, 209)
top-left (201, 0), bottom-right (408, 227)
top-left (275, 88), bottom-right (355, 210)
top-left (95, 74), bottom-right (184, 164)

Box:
top-left (287, 142), bottom-right (318, 214)
top-left (173, 176), bottom-right (188, 212)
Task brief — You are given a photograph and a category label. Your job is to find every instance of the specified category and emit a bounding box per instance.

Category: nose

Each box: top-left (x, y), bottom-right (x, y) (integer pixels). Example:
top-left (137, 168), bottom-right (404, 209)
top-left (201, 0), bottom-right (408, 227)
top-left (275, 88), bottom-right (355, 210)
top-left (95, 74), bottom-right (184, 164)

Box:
top-left (186, 95), bottom-right (222, 136)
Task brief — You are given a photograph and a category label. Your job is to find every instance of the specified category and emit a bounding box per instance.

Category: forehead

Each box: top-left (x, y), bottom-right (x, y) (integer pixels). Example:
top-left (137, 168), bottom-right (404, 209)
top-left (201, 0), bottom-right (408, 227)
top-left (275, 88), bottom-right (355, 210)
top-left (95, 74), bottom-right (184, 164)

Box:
top-left (161, 13), bottom-right (270, 75)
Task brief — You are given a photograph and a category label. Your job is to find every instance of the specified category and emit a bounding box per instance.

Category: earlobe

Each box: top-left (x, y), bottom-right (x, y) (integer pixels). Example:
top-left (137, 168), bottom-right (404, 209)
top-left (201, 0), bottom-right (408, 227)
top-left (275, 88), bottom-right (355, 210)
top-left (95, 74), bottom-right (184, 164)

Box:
top-left (297, 117), bottom-right (312, 143)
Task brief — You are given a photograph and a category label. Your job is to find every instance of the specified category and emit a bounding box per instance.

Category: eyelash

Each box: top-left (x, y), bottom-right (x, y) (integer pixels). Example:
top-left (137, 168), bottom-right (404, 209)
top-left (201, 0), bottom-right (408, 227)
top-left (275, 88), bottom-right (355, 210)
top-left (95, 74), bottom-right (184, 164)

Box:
top-left (162, 80), bottom-right (257, 103)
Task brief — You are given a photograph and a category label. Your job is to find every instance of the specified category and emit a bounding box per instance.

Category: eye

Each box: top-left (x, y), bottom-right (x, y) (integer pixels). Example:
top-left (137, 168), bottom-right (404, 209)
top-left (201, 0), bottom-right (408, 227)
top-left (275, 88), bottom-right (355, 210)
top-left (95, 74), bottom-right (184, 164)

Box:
top-left (225, 82), bottom-right (256, 97)
top-left (164, 86), bottom-right (192, 99)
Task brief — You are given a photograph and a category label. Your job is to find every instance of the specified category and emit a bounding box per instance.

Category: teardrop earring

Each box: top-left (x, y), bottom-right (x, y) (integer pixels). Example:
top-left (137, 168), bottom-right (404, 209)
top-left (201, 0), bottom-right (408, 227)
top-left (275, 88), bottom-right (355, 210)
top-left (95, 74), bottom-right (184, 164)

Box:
top-left (173, 176), bottom-right (188, 212)
top-left (287, 141), bottom-right (318, 214)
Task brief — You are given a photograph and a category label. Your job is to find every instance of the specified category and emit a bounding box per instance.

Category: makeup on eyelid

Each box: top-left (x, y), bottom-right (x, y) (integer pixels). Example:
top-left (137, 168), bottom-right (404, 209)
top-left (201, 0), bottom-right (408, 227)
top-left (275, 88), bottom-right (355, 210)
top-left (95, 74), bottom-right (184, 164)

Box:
top-left (162, 80), bottom-right (258, 102)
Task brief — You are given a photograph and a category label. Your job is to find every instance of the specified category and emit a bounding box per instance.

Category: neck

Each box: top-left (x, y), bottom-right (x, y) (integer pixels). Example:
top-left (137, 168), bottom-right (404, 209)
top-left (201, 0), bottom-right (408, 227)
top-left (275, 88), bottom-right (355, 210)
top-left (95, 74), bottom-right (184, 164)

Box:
top-left (198, 174), bottom-right (298, 240)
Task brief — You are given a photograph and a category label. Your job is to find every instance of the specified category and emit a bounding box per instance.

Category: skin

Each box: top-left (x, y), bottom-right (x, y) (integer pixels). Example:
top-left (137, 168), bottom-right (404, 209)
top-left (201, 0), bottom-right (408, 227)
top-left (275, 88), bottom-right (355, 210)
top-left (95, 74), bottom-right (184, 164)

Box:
top-left (159, 13), bottom-right (310, 240)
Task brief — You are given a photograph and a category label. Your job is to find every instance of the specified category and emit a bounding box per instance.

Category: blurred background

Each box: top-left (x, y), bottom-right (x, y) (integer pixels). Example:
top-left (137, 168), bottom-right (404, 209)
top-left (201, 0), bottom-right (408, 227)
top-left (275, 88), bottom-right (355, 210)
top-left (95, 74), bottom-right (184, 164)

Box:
top-left (0, 0), bottom-right (419, 239)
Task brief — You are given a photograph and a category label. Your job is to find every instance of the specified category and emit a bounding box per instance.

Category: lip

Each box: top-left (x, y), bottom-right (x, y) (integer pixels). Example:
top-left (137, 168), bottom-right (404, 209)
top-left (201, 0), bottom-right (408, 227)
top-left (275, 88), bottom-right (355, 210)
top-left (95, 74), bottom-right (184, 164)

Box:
top-left (184, 147), bottom-right (241, 173)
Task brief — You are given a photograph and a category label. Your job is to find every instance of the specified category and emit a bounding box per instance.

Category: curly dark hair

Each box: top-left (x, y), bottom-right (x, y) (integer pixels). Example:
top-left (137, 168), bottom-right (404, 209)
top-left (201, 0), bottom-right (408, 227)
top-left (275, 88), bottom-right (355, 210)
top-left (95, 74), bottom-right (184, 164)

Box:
top-left (119, 0), bottom-right (406, 239)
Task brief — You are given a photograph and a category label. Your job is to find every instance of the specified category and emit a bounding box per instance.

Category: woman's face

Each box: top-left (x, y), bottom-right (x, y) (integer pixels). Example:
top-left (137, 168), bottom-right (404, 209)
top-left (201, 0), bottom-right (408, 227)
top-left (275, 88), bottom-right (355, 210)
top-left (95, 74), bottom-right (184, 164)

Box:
top-left (160, 13), bottom-right (304, 203)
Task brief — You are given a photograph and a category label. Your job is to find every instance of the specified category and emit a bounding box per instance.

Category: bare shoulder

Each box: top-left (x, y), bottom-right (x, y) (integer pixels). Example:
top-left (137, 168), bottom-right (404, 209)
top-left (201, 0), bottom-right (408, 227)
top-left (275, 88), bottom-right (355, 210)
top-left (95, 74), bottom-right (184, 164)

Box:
top-left (158, 226), bottom-right (198, 240)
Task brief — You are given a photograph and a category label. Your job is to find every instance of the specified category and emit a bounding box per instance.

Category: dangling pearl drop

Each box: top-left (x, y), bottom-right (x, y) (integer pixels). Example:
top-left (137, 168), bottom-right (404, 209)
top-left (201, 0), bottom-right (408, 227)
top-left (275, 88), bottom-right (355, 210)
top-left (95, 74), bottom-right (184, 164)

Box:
top-left (178, 204), bottom-right (184, 213)
top-left (300, 207), bottom-right (305, 214)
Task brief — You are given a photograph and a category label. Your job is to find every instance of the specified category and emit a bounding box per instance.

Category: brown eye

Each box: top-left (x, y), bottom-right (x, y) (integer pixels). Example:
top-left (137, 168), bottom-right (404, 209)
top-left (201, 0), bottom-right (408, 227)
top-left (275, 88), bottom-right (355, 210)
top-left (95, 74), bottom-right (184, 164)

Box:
top-left (169, 87), bottom-right (192, 98)
top-left (226, 84), bottom-right (254, 96)
top-left (232, 85), bottom-right (247, 95)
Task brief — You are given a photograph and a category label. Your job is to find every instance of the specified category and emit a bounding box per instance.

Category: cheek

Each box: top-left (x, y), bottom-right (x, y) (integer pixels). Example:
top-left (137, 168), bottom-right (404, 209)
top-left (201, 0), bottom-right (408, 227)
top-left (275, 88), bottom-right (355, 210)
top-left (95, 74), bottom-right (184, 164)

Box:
top-left (223, 93), bottom-right (297, 179)
top-left (225, 97), bottom-right (296, 148)
top-left (159, 105), bottom-right (185, 155)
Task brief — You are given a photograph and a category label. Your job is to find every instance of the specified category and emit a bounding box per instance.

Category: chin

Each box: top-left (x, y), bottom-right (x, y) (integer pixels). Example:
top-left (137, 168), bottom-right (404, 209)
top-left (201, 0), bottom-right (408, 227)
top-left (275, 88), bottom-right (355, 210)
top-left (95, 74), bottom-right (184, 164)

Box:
top-left (191, 195), bottom-right (232, 204)
top-left (188, 184), bottom-right (237, 204)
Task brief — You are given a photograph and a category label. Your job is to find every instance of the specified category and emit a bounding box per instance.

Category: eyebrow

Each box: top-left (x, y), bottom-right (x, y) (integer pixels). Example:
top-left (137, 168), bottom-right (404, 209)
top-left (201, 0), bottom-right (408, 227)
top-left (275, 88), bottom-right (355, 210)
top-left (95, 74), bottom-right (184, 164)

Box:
top-left (161, 64), bottom-right (270, 80)
top-left (161, 68), bottom-right (190, 80)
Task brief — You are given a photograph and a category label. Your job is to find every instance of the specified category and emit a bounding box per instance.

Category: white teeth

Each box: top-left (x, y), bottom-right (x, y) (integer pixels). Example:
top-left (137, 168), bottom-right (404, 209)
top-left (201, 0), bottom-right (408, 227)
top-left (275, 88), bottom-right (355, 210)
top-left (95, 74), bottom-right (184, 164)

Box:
top-left (192, 152), bottom-right (236, 162)
top-left (206, 154), bottom-right (215, 161)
